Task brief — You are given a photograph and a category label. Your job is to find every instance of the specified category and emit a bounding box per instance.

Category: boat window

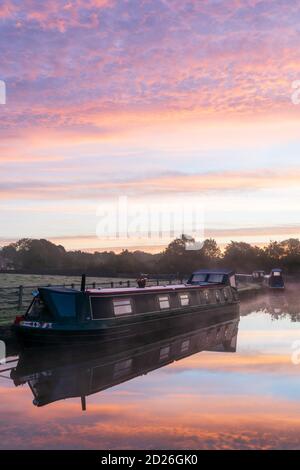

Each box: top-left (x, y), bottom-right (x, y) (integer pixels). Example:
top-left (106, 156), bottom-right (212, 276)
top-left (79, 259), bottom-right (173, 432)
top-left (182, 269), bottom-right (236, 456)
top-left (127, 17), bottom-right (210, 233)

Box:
top-left (204, 290), bottom-right (210, 303)
top-left (179, 293), bottom-right (190, 306)
top-left (113, 298), bottom-right (132, 316)
top-left (181, 339), bottom-right (190, 352)
top-left (158, 295), bottom-right (170, 309)
top-left (207, 274), bottom-right (224, 283)
top-left (113, 359), bottom-right (133, 378)
top-left (223, 288), bottom-right (228, 301)
top-left (273, 271), bottom-right (281, 277)
top-left (27, 296), bottom-right (50, 319)
top-left (50, 292), bottom-right (76, 317)
top-left (229, 275), bottom-right (237, 288)
top-left (159, 345), bottom-right (170, 360)
top-left (191, 273), bottom-right (207, 283)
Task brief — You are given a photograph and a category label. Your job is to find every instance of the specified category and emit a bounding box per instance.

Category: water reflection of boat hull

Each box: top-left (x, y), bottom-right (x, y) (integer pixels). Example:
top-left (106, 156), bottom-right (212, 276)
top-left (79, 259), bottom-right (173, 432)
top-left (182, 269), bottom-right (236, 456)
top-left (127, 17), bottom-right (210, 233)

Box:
top-left (12, 307), bottom-right (240, 408)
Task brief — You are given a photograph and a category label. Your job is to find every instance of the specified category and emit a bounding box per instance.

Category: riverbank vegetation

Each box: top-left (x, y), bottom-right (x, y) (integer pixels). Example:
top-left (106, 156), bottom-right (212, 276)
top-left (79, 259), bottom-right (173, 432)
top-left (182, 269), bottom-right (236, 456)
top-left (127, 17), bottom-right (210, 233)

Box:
top-left (1, 236), bottom-right (300, 276)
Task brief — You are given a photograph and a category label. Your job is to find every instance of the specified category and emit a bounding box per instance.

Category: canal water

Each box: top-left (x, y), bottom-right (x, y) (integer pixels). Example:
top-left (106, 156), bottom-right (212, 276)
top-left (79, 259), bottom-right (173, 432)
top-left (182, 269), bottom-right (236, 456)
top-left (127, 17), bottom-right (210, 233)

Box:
top-left (0, 288), bottom-right (300, 450)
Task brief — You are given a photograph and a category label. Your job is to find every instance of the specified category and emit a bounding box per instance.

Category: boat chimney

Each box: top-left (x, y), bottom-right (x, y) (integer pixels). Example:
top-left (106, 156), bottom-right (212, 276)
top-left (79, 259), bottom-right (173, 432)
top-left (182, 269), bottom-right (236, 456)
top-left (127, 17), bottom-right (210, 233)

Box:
top-left (81, 396), bottom-right (86, 411)
top-left (81, 274), bottom-right (86, 292)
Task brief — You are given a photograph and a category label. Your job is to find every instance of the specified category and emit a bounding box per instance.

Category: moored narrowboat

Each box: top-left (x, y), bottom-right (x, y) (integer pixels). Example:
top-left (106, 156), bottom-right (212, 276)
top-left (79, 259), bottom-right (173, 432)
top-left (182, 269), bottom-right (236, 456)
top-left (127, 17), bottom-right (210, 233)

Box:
top-left (263, 268), bottom-right (285, 290)
top-left (13, 270), bottom-right (239, 346)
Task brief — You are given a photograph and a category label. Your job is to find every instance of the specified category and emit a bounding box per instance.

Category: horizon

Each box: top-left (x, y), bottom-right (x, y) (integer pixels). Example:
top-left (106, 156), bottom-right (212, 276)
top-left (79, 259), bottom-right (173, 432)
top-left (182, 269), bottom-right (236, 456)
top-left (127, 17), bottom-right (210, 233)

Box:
top-left (0, 234), bottom-right (299, 255)
top-left (0, 1), bottom-right (299, 249)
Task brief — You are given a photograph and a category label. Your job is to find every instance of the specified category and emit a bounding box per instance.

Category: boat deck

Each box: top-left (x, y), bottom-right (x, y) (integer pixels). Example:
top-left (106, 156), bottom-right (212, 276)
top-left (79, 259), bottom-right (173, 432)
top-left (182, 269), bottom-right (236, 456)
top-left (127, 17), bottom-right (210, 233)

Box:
top-left (85, 283), bottom-right (220, 296)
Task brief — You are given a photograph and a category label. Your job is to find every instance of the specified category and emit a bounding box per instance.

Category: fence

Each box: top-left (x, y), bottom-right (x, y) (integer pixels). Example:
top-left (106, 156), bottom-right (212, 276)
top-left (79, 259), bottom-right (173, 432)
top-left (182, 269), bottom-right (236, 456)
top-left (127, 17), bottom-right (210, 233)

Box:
top-left (0, 278), bottom-right (182, 325)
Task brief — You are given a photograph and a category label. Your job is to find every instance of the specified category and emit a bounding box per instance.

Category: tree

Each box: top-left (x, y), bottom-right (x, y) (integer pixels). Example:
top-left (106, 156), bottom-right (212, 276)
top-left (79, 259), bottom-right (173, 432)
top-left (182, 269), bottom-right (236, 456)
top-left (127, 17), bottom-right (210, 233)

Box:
top-left (201, 238), bottom-right (221, 260)
top-left (223, 241), bottom-right (262, 272)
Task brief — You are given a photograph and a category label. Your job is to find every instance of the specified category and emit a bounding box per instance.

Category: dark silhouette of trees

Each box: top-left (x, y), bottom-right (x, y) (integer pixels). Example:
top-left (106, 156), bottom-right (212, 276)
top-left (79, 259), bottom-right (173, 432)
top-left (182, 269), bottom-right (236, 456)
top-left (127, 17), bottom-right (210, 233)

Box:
top-left (1, 236), bottom-right (300, 276)
top-left (222, 241), bottom-right (263, 272)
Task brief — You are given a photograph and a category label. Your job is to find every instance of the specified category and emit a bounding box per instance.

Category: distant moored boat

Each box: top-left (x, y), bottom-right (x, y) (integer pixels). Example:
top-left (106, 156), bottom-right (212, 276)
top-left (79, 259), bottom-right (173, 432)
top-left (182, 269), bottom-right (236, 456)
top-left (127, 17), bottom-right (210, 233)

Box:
top-left (264, 269), bottom-right (285, 290)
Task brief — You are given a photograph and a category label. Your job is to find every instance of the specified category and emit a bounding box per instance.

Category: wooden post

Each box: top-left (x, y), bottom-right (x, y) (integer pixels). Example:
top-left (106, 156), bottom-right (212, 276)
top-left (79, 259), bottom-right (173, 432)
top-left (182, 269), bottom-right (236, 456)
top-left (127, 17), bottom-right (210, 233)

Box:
top-left (127, 280), bottom-right (130, 287)
top-left (92, 282), bottom-right (96, 289)
top-left (111, 282), bottom-right (114, 288)
top-left (18, 285), bottom-right (23, 310)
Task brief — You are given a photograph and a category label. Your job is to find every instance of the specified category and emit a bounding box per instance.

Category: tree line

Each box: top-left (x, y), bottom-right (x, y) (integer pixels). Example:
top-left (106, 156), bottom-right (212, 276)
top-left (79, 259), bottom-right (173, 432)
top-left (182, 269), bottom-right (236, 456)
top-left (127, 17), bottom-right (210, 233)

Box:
top-left (1, 236), bottom-right (300, 276)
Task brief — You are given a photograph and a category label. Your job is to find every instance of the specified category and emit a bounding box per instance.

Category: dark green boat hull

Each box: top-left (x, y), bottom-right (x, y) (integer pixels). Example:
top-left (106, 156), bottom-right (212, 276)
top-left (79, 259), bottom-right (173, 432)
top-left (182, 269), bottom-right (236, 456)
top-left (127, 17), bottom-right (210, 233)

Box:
top-left (13, 302), bottom-right (239, 347)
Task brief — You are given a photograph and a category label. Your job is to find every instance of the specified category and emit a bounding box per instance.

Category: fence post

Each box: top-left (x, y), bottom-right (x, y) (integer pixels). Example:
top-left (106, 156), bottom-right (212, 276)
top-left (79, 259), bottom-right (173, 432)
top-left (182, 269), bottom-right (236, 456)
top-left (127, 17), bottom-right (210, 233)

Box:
top-left (18, 285), bottom-right (24, 310)
top-left (111, 282), bottom-right (114, 288)
top-left (127, 280), bottom-right (130, 287)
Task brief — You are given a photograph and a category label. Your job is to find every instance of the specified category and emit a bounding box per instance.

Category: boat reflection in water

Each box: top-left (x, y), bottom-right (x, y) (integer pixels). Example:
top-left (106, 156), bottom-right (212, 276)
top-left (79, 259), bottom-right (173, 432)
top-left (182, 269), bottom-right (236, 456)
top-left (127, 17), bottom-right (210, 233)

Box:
top-left (240, 286), bottom-right (300, 319)
top-left (11, 306), bottom-right (240, 410)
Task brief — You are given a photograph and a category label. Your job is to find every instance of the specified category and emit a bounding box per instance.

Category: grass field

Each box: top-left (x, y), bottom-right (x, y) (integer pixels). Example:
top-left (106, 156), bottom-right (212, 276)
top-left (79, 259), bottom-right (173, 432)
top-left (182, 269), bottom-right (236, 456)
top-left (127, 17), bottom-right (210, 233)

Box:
top-left (0, 273), bottom-right (136, 325)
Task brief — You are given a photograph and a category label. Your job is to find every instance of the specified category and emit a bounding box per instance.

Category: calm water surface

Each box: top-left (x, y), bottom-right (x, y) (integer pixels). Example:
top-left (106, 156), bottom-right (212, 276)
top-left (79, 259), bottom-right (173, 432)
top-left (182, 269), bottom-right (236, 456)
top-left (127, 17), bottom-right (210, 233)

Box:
top-left (0, 288), bottom-right (300, 450)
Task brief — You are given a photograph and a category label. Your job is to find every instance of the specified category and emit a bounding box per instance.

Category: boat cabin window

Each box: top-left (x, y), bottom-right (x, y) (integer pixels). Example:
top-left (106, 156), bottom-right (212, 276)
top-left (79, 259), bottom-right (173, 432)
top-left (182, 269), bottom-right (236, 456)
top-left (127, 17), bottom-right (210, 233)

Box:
top-left (179, 293), bottom-right (190, 306)
top-left (223, 288), bottom-right (229, 301)
top-left (113, 359), bottom-right (133, 378)
top-left (191, 273), bottom-right (207, 283)
top-left (215, 290), bottom-right (221, 303)
top-left (229, 275), bottom-right (236, 288)
top-left (158, 295), bottom-right (170, 309)
top-left (159, 345), bottom-right (170, 360)
top-left (207, 274), bottom-right (224, 283)
top-left (113, 298), bottom-right (132, 316)
top-left (273, 271), bottom-right (281, 277)
top-left (50, 292), bottom-right (76, 318)
top-left (181, 339), bottom-right (190, 353)
top-left (203, 290), bottom-right (210, 304)
top-left (27, 296), bottom-right (51, 320)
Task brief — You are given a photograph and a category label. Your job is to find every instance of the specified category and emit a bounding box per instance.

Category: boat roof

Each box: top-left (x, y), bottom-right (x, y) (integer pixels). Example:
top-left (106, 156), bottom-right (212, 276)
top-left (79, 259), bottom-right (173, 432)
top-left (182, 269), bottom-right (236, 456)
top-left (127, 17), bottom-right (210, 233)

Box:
top-left (86, 283), bottom-right (222, 296)
top-left (38, 281), bottom-right (228, 297)
top-left (39, 286), bottom-right (82, 295)
top-left (192, 269), bottom-right (234, 275)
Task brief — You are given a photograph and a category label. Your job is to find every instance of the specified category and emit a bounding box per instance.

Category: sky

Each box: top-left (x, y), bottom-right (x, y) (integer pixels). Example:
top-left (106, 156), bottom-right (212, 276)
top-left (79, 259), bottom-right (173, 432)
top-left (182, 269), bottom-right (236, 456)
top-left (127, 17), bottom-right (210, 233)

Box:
top-left (0, 0), bottom-right (300, 252)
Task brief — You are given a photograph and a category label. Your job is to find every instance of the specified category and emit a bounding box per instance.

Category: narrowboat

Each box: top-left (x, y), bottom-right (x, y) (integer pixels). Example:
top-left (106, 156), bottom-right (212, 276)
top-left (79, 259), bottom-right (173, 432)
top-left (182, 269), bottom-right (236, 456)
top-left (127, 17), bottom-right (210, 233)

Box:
top-left (263, 268), bottom-right (285, 290)
top-left (11, 307), bottom-right (240, 408)
top-left (13, 269), bottom-right (239, 347)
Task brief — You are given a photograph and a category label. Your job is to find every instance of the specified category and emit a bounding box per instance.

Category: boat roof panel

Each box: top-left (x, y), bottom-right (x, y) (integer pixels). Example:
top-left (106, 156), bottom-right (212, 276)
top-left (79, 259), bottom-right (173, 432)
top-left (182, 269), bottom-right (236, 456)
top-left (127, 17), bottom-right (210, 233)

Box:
top-left (192, 269), bottom-right (234, 275)
top-left (86, 283), bottom-right (220, 296)
top-left (39, 287), bottom-right (82, 295)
